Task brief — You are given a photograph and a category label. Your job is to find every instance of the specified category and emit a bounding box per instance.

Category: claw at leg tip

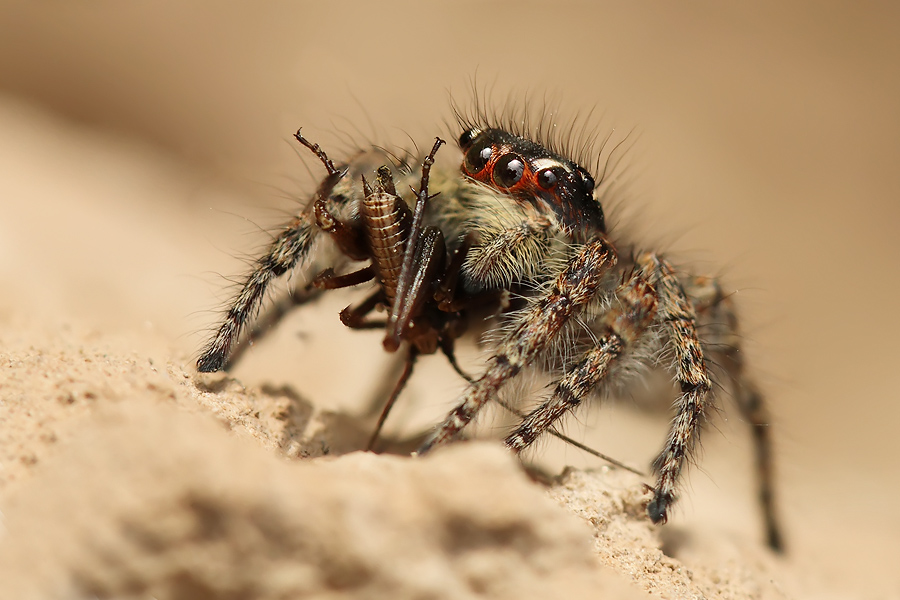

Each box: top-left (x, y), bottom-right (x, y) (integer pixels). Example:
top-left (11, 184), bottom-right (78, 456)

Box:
top-left (647, 490), bottom-right (673, 524)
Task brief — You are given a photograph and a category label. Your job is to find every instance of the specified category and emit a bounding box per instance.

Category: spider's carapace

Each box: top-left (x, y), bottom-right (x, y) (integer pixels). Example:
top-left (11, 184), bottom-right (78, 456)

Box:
top-left (459, 127), bottom-right (605, 236)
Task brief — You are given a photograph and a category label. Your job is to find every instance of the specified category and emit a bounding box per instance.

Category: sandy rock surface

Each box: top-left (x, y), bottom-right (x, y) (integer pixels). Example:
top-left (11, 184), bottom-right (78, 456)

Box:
top-left (0, 321), bottom-right (785, 600)
top-left (0, 396), bottom-right (643, 599)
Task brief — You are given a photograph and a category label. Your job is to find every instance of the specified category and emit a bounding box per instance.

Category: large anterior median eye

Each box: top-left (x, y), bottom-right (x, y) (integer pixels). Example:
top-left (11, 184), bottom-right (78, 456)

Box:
top-left (463, 139), bottom-right (493, 175)
top-left (494, 153), bottom-right (525, 188)
top-left (536, 167), bottom-right (564, 191)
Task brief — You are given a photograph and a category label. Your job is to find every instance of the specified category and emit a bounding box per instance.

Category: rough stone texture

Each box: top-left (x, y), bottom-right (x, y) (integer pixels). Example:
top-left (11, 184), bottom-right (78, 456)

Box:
top-left (550, 468), bottom-right (788, 599)
top-left (0, 398), bottom-right (644, 600)
top-left (0, 321), bottom-right (797, 600)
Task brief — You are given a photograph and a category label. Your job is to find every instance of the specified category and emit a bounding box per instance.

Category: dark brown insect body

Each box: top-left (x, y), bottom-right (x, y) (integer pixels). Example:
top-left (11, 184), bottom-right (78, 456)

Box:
top-left (198, 115), bottom-right (785, 552)
top-left (360, 167), bottom-right (410, 309)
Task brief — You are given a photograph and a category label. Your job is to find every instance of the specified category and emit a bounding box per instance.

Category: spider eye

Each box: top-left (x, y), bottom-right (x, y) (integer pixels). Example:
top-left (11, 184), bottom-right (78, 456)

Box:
top-left (463, 139), bottom-right (493, 175)
top-left (494, 153), bottom-right (525, 188)
top-left (536, 167), bottom-right (561, 190)
top-left (458, 128), bottom-right (481, 150)
top-left (577, 169), bottom-right (595, 194)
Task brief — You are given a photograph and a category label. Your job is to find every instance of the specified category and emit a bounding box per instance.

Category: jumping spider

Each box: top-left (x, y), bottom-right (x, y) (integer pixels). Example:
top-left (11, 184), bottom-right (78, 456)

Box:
top-left (198, 109), bottom-right (785, 552)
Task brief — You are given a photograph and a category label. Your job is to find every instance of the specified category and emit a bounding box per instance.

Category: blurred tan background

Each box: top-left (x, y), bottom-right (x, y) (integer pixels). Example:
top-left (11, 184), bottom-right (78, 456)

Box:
top-left (1, 1), bottom-right (898, 596)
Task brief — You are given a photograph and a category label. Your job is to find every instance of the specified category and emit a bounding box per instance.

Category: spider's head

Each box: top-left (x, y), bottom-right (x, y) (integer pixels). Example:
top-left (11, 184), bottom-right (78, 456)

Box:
top-left (458, 127), bottom-right (606, 236)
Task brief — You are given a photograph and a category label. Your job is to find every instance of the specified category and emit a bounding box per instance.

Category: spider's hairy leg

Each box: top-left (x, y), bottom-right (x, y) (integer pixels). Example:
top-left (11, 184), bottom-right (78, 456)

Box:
top-left (641, 253), bottom-right (713, 526)
top-left (197, 131), bottom-right (346, 373)
top-left (416, 237), bottom-right (617, 455)
top-left (505, 272), bottom-right (659, 452)
top-left (461, 215), bottom-right (554, 289)
top-left (685, 275), bottom-right (785, 552)
top-left (197, 214), bottom-right (321, 373)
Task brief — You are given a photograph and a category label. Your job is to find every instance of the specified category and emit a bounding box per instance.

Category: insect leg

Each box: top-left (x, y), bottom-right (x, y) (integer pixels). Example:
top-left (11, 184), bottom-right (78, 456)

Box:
top-left (438, 336), bottom-right (473, 383)
top-left (382, 137), bottom-right (447, 352)
top-left (312, 266), bottom-right (376, 290)
top-left (338, 288), bottom-right (388, 330)
top-left (367, 346), bottom-right (419, 451)
top-left (383, 226), bottom-right (446, 352)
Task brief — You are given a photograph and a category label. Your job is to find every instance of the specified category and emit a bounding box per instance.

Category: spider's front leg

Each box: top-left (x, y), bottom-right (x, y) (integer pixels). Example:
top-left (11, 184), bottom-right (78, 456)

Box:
top-left (504, 271), bottom-right (660, 452)
top-left (197, 130), bottom-right (348, 372)
top-left (639, 253), bottom-right (713, 526)
top-left (416, 237), bottom-right (618, 455)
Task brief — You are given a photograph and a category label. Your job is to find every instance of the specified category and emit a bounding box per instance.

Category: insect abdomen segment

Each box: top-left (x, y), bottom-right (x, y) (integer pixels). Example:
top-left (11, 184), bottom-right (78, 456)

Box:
top-left (361, 166), bottom-right (412, 307)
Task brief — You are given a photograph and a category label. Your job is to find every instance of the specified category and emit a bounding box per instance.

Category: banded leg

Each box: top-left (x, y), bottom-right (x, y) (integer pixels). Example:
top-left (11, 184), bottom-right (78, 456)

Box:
top-left (212, 283), bottom-right (324, 371)
top-left (461, 215), bottom-right (553, 288)
top-left (197, 214), bottom-right (321, 372)
top-left (417, 237), bottom-right (617, 455)
top-left (505, 274), bottom-right (659, 452)
top-left (640, 254), bottom-right (713, 525)
top-left (197, 131), bottom-right (346, 372)
top-left (685, 276), bottom-right (784, 551)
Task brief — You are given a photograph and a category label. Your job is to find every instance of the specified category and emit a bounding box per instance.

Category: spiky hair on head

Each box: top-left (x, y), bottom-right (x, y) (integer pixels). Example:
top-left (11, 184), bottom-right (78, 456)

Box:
top-left (446, 85), bottom-right (619, 183)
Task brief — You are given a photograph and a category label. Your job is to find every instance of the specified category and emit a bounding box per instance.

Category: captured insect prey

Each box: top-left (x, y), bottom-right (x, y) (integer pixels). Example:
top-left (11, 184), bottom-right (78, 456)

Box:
top-left (197, 107), bottom-right (785, 552)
